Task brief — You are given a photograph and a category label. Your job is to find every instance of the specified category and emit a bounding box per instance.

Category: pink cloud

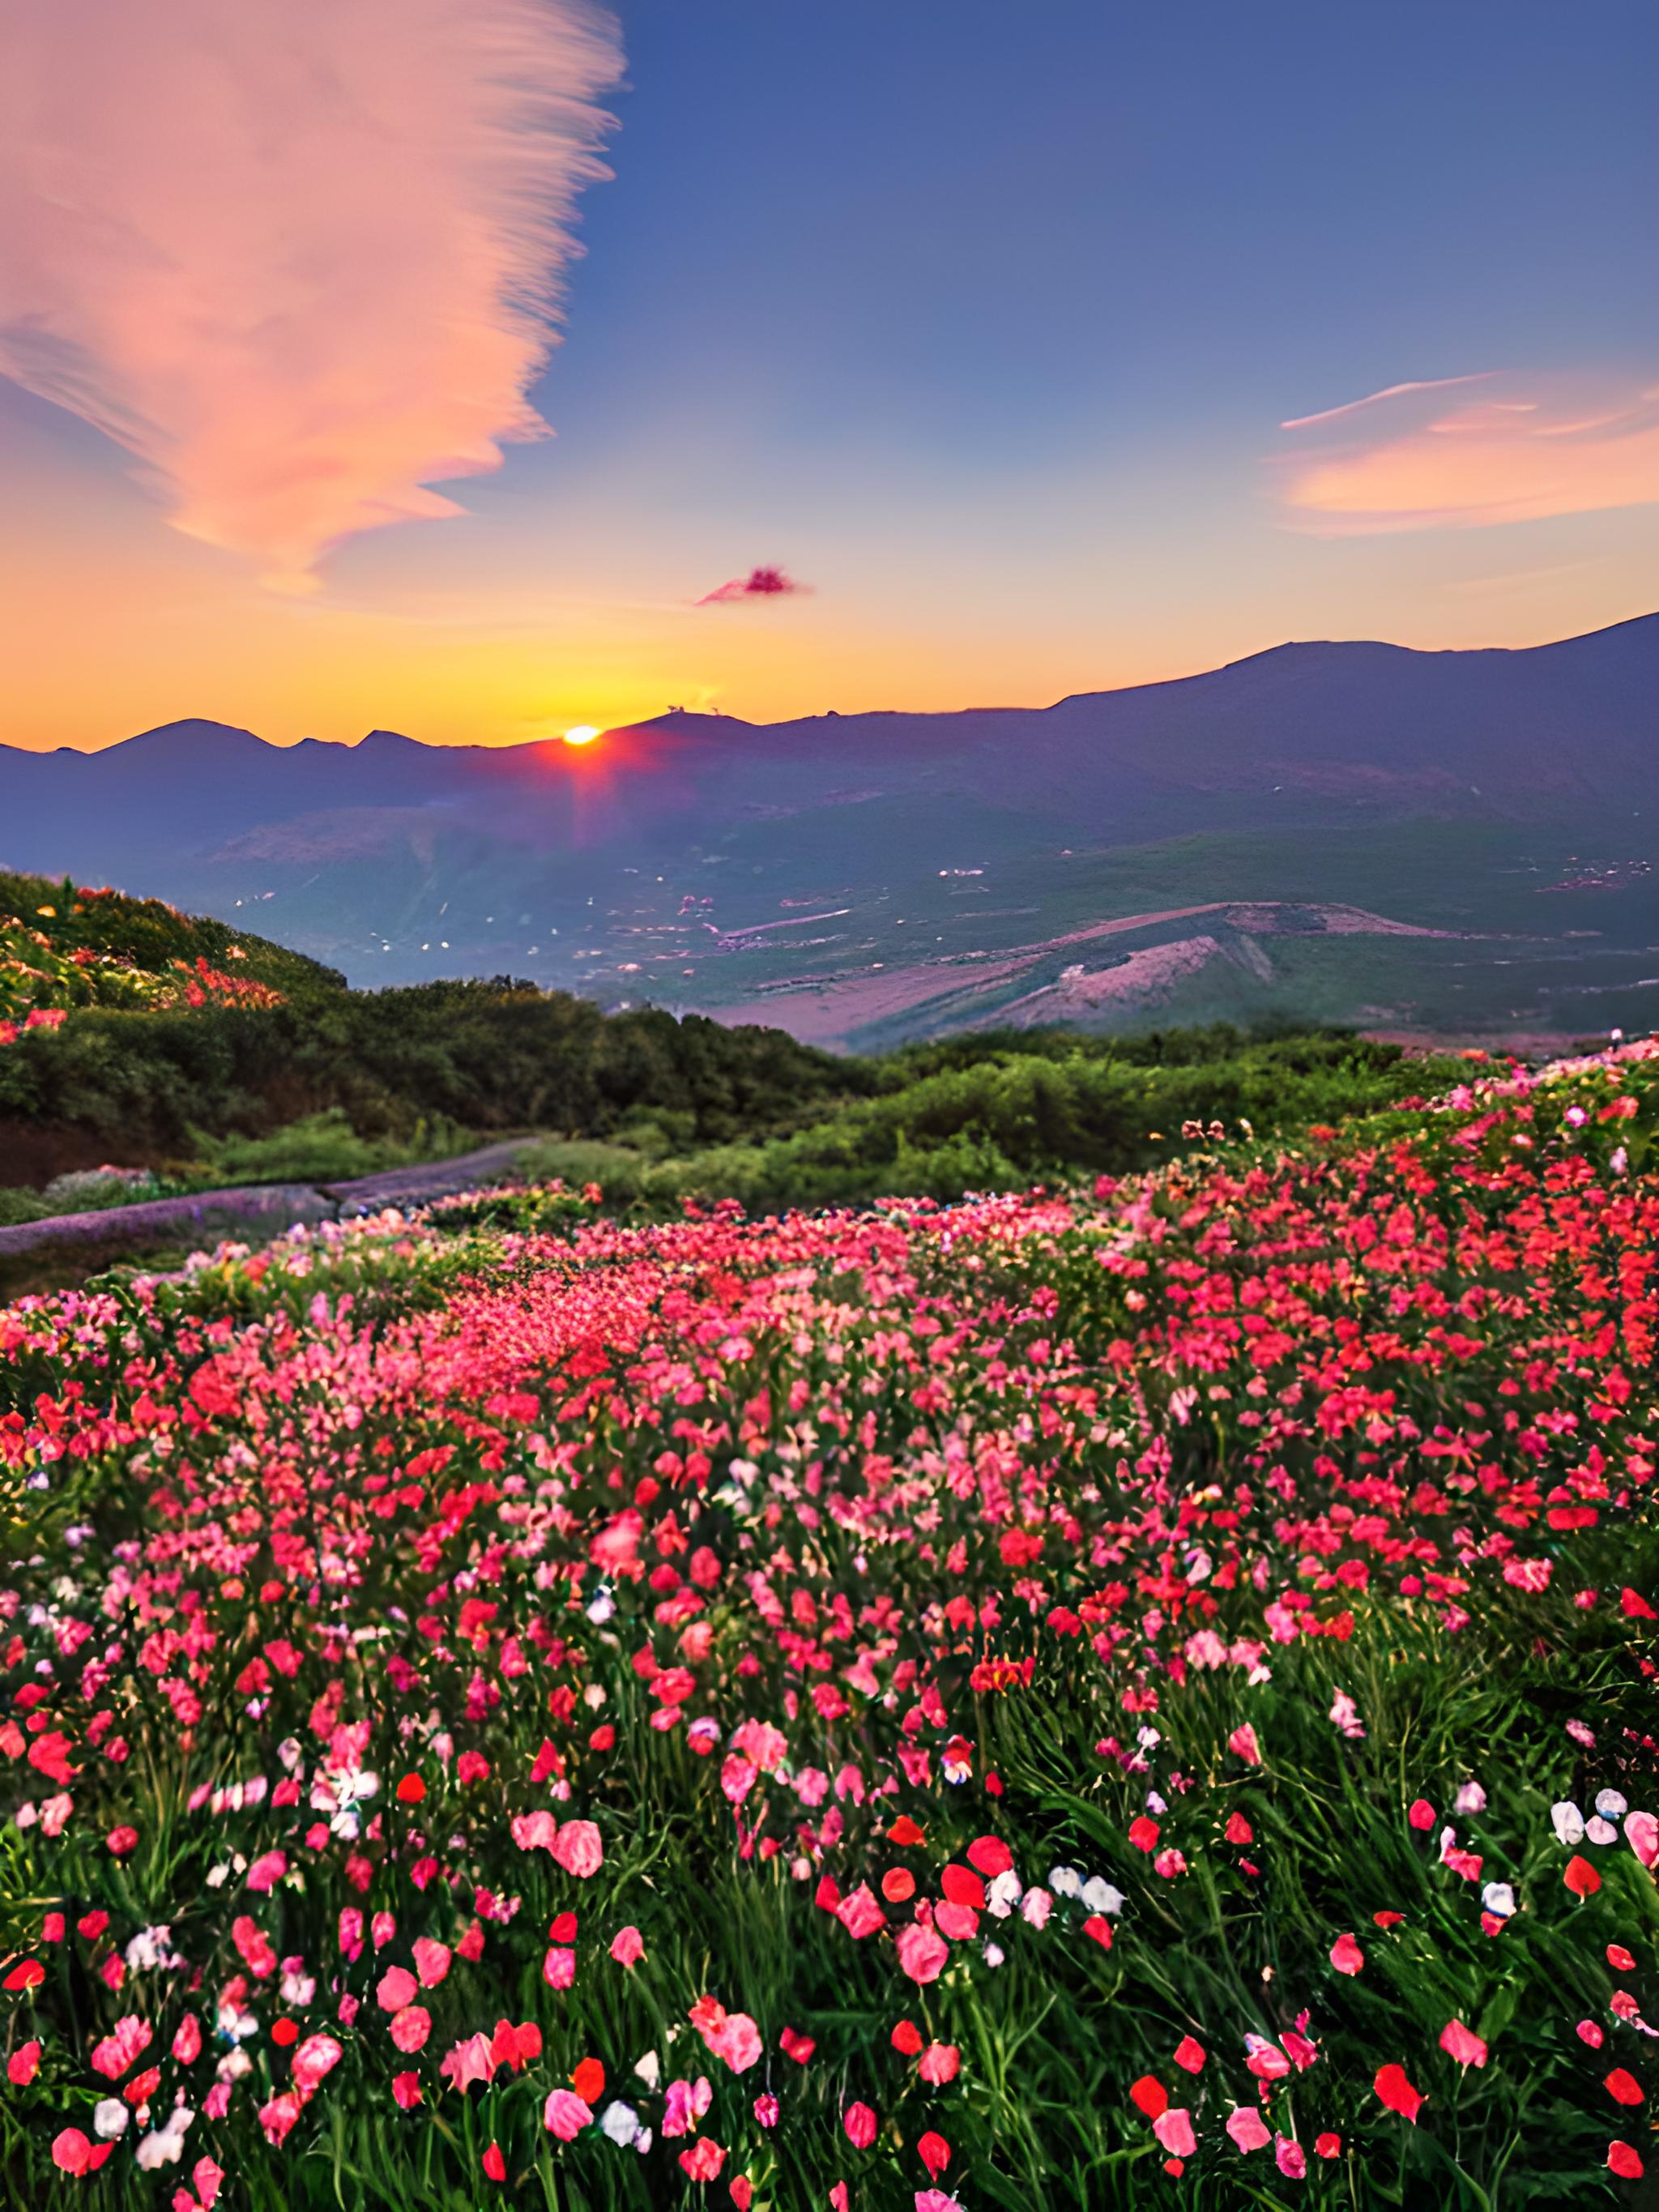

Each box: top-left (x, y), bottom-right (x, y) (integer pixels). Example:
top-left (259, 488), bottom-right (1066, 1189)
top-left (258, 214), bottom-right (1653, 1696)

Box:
top-left (696, 565), bottom-right (811, 607)
top-left (0, 0), bottom-right (622, 589)
top-left (1275, 372), bottom-right (1659, 534)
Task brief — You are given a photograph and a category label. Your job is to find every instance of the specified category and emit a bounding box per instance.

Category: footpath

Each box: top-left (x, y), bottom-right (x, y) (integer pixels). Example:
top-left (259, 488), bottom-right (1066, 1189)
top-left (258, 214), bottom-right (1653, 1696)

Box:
top-left (0, 1140), bottom-right (527, 1274)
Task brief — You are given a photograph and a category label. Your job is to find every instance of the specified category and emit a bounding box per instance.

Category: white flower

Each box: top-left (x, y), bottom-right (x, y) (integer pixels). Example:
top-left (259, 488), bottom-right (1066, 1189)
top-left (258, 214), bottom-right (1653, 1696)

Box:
top-left (1081, 1877), bottom-right (1124, 1915)
top-left (1047, 1864), bottom-right (1083, 1900)
top-left (982, 1941), bottom-right (1006, 1967)
top-left (134, 2109), bottom-right (192, 2169)
top-left (1021, 1887), bottom-right (1053, 1928)
top-left (125, 1925), bottom-right (181, 1973)
top-left (1550, 1800), bottom-right (1585, 1846)
top-left (1482, 1882), bottom-right (1516, 1919)
top-left (600, 2100), bottom-right (641, 2146)
top-left (985, 1868), bottom-right (1022, 1919)
top-left (92, 2099), bottom-right (129, 2139)
top-left (632, 2050), bottom-right (660, 2090)
top-left (205, 1862), bottom-right (230, 1889)
top-left (1597, 1788), bottom-right (1630, 1820)
top-left (1588, 1816), bottom-right (1618, 1846)
top-left (586, 1586), bottom-right (616, 1625)
top-left (1454, 1781), bottom-right (1486, 1816)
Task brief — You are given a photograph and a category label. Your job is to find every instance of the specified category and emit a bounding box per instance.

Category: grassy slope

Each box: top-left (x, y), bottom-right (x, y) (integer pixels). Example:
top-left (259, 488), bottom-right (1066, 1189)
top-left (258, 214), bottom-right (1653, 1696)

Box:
top-left (2, 1050), bottom-right (1658, 2206)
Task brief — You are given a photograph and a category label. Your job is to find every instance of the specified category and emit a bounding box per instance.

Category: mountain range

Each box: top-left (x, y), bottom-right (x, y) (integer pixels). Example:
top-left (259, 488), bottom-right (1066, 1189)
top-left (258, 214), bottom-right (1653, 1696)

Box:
top-left (4, 615), bottom-right (1657, 1048)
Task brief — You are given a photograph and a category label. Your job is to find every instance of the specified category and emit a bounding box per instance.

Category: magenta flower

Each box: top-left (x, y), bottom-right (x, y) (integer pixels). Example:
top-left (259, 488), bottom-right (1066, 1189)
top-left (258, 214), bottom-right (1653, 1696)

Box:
top-left (896, 1923), bottom-right (949, 1985)
top-left (543, 2090), bottom-right (594, 2142)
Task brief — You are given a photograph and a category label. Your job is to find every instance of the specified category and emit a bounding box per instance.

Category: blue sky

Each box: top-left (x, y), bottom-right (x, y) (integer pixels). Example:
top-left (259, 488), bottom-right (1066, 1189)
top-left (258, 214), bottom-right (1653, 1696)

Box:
top-left (5, 0), bottom-right (1657, 745)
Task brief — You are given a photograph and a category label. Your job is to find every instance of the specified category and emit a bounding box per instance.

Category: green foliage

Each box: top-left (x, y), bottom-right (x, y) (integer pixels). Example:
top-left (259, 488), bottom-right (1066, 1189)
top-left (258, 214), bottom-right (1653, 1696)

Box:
top-left (178, 1108), bottom-right (470, 1187)
top-left (520, 1030), bottom-right (1468, 1215)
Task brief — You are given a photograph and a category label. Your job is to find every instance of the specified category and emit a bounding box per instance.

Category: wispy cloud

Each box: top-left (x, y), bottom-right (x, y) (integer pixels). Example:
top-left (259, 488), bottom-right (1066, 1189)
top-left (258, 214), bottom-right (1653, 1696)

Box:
top-left (696, 564), bottom-right (811, 606)
top-left (0, 0), bottom-right (623, 589)
top-left (1276, 372), bottom-right (1659, 535)
top-left (1279, 374), bottom-right (1497, 433)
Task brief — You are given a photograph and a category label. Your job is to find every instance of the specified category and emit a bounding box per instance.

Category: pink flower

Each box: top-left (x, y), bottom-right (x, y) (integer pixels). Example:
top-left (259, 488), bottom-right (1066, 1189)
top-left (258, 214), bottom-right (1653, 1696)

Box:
top-left (1329, 1932), bottom-right (1364, 1975)
top-left (1626, 1812), bottom-right (1659, 1870)
top-left (1226, 2107), bottom-right (1271, 2153)
top-left (553, 1820), bottom-right (603, 1878)
top-left (1152, 2108), bottom-right (1197, 2159)
top-left (291, 2034), bottom-right (343, 2095)
top-left (609, 1925), bottom-right (644, 1967)
top-left (1276, 2137), bottom-right (1307, 2179)
top-left (663, 2076), bottom-right (713, 2137)
top-left (918, 2043), bottom-right (961, 2086)
top-left (91, 2014), bottom-right (152, 2079)
top-left (678, 2138), bottom-right (726, 2182)
top-left (1439, 2020), bottom-right (1488, 2069)
top-left (844, 2101), bottom-right (878, 2149)
top-left (543, 1946), bottom-right (576, 1990)
top-left (412, 1937), bottom-right (451, 1987)
top-left (390, 2006), bottom-right (431, 2053)
top-left (392, 2072), bottom-right (422, 2110)
top-left (1228, 1723), bottom-right (1261, 1765)
top-left (377, 1966), bottom-right (418, 2012)
top-left (836, 1885), bottom-right (885, 1940)
top-left (896, 1923), bottom-right (949, 1985)
top-left (8, 2040), bottom-right (41, 2086)
top-left (754, 2092), bottom-right (780, 2127)
top-left (258, 2091), bottom-right (305, 2146)
top-left (440, 2035), bottom-right (497, 2093)
top-left (689, 1997), bottom-right (762, 2073)
top-left (246, 1850), bottom-right (288, 1893)
top-left (544, 2090), bottom-right (594, 2141)
top-left (173, 2015), bottom-right (202, 2065)
top-left (52, 2128), bottom-right (95, 2175)
top-left (721, 1755), bottom-right (759, 1803)
top-left (510, 1811), bottom-right (559, 1852)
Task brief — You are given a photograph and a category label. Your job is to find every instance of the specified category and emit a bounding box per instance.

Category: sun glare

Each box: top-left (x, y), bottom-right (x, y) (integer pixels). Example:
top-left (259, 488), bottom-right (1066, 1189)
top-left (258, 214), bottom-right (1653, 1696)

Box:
top-left (562, 724), bottom-right (601, 747)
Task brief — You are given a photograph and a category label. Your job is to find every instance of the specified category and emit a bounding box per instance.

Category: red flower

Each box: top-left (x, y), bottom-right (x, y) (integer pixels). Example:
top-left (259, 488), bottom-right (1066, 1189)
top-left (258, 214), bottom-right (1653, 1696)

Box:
top-left (571, 2056), bottom-right (604, 2103)
top-left (966, 1834), bottom-right (1013, 1878)
top-left (1130, 2076), bottom-right (1168, 2120)
top-left (918, 2131), bottom-right (951, 2177)
top-left (1605, 2069), bottom-right (1644, 2107)
top-left (1374, 2064), bottom-right (1424, 2122)
top-left (395, 1774), bottom-right (425, 1804)
top-left (1610, 2142), bottom-right (1645, 2180)
top-left (482, 2144), bottom-right (506, 2182)
top-left (1564, 1855), bottom-right (1602, 1898)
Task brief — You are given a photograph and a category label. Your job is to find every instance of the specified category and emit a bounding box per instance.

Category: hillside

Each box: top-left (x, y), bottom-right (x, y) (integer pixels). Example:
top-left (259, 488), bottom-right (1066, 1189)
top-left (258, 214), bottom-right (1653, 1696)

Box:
top-left (3, 616), bottom-right (1658, 1046)
top-left (4, 1040), bottom-right (1658, 2206)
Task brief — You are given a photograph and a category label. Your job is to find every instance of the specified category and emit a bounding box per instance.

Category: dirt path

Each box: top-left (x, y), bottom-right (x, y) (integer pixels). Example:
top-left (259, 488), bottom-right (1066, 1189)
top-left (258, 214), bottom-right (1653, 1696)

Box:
top-left (0, 1140), bottom-right (527, 1272)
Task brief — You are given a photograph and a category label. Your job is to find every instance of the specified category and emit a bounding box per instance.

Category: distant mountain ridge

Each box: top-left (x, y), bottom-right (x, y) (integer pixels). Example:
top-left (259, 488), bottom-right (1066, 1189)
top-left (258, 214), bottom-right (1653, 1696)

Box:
top-left (3, 614), bottom-right (1657, 1047)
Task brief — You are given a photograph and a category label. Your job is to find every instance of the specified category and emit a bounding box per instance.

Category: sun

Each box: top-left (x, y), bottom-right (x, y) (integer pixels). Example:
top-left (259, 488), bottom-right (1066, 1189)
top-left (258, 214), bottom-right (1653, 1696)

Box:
top-left (561, 724), bottom-right (602, 748)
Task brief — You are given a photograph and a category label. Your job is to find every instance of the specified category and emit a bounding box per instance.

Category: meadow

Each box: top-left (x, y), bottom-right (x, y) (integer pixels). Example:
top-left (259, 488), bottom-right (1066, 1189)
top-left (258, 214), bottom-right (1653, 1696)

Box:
top-left (3, 1034), bottom-right (1658, 2208)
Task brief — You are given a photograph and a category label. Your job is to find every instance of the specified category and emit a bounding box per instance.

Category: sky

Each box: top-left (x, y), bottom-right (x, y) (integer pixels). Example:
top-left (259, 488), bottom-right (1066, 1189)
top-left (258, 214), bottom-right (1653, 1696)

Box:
top-left (2, 0), bottom-right (1656, 752)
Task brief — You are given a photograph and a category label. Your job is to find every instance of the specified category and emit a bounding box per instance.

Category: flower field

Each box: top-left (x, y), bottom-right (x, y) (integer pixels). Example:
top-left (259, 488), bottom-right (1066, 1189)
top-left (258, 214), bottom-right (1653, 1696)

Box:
top-left (4, 1047), bottom-right (1659, 2209)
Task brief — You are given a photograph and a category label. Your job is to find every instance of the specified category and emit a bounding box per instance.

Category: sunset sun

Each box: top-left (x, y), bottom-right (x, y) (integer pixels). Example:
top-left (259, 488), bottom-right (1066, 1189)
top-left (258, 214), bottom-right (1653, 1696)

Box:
top-left (561, 724), bottom-right (601, 747)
